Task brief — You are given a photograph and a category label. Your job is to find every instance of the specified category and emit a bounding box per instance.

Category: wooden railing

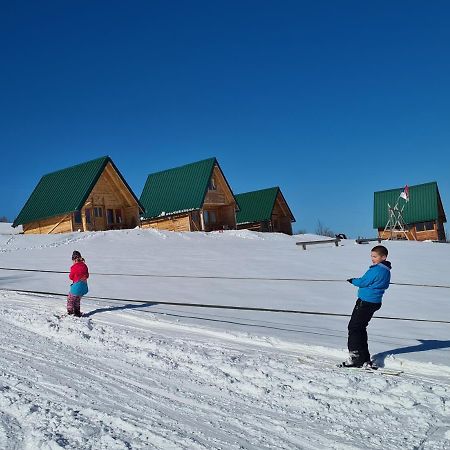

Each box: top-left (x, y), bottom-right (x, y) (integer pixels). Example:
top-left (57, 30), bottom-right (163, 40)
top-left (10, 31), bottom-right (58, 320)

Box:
top-left (355, 237), bottom-right (382, 244)
top-left (296, 238), bottom-right (340, 250)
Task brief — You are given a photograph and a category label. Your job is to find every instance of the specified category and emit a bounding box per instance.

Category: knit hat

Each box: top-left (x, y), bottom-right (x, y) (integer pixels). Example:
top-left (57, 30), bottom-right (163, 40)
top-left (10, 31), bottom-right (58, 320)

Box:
top-left (72, 250), bottom-right (82, 261)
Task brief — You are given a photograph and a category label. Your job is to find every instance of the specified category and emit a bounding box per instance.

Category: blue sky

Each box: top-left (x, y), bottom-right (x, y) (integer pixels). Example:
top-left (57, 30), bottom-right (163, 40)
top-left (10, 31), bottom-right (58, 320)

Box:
top-left (1, 1), bottom-right (449, 237)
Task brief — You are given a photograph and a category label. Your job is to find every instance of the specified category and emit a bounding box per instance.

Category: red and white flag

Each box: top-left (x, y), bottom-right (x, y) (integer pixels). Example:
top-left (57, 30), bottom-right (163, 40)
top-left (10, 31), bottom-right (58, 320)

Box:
top-left (400, 185), bottom-right (409, 201)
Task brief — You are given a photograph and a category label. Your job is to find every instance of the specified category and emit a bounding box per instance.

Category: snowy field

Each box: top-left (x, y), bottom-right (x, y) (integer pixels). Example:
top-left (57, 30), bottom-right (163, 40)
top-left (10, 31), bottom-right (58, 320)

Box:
top-left (0, 223), bottom-right (22, 235)
top-left (0, 228), bottom-right (449, 449)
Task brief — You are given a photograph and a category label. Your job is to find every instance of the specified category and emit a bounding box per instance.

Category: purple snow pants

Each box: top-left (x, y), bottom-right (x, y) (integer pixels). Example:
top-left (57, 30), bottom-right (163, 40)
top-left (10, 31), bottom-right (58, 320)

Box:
top-left (67, 293), bottom-right (81, 316)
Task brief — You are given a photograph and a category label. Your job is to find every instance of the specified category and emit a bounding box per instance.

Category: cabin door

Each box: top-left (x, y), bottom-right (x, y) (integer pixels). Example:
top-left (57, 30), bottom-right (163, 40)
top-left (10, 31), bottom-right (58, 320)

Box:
top-left (93, 207), bottom-right (106, 230)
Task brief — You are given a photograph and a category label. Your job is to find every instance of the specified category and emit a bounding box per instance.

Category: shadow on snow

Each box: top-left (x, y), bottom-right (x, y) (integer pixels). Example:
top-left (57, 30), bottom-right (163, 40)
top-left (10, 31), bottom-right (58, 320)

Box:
top-left (83, 302), bottom-right (157, 317)
top-left (373, 339), bottom-right (450, 366)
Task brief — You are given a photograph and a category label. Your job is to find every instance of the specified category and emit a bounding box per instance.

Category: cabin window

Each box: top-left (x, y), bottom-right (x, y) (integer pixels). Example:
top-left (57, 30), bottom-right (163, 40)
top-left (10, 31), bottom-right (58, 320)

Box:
top-left (416, 221), bottom-right (434, 232)
top-left (85, 208), bottom-right (92, 224)
top-left (115, 209), bottom-right (123, 223)
top-left (204, 210), bottom-right (217, 225)
top-left (94, 207), bottom-right (103, 217)
top-left (74, 210), bottom-right (82, 224)
top-left (107, 209), bottom-right (114, 224)
top-left (208, 177), bottom-right (217, 191)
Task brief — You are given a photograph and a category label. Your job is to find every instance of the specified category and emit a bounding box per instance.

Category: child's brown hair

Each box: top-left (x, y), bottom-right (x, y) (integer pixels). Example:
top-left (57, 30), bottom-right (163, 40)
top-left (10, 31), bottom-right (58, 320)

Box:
top-left (72, 250), bottom-right (85, 262)
top-left (371, 245), bottom-right (388, 257)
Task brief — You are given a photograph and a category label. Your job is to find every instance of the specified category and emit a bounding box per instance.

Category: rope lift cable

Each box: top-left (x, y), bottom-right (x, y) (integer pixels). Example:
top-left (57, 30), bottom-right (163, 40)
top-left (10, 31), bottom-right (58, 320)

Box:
top-left (0, 287), bottom-right (449, 325)
top-left (0, 267), bottom-right (449, 289)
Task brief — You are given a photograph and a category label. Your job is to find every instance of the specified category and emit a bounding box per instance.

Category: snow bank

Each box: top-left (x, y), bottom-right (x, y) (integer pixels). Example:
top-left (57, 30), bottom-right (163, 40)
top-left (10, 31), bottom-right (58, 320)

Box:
top-left (0, 223), bottom-right (21, 235)
top-left (0, 229), bottom-right (449, 448)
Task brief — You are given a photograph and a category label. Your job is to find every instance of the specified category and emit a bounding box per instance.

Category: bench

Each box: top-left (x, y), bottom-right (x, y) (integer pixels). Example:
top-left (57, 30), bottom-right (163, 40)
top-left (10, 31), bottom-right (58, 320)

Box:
top-left (296, 238), bottom-right (340, 250)
top-left (355, 237), bottom-right (382, 244)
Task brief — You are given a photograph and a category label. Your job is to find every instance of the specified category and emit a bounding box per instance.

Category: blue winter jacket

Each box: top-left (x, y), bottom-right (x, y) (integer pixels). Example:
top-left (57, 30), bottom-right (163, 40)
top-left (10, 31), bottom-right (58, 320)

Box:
top-left (70, 280), bottom-right (88, 297)
top-left (351, 261), bottom-right (392, 303)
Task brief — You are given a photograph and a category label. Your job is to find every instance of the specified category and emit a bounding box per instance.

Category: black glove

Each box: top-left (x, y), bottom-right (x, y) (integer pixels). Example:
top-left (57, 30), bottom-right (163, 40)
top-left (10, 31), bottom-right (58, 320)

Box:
top-left (347, 278), bottom-right (354, 284)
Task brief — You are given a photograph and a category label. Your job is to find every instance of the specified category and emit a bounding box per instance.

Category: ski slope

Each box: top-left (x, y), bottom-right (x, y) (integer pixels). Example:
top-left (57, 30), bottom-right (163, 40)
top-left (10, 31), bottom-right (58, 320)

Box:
top-left (0, 228), bottom-right (449, 449)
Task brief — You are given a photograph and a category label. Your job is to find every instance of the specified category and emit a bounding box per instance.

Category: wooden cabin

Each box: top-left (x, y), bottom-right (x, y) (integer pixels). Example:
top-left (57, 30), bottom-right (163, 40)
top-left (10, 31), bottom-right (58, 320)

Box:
top-left (140, 158), bottom-right (239, 232)
top-left (13, 156), bottom-right (143, 234)
top-left (235, 187), bottom-right (296, 235)
top-left (374, 182), bottom-right (446, 241)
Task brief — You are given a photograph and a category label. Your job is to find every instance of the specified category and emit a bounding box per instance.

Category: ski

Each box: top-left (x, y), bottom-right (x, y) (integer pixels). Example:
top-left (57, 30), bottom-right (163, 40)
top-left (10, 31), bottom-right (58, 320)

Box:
top-left (296, 357), bottom-right (403, 376)
top-left (53, 313), bottom-right (85, 319)
top-left (366, 367), bottom-right (403, 376)
top-left (336, 363), bottom-right (403, 376)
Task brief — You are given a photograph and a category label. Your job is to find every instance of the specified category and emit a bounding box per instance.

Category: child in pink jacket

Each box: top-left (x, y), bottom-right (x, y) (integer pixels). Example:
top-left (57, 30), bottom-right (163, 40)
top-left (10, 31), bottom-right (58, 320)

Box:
top-left (67, 250), bottom-right (89, 317)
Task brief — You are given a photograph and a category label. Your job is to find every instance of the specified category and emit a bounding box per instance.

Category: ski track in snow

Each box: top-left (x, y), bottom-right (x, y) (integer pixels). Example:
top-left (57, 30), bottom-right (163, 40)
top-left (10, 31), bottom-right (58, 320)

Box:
top-left (0, 231), bottom-right (103, 254)
top-left (0, 292), bottom-right (449, 450)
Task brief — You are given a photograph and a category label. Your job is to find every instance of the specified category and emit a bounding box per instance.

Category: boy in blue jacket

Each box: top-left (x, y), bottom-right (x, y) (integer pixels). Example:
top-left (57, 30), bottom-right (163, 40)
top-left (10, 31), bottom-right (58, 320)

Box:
top-left (341, 245), bottom-right (392, 368)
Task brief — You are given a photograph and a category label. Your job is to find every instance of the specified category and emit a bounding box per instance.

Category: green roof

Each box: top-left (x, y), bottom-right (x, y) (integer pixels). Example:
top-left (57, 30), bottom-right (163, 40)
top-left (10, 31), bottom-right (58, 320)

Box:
top-left (13, 156), bottom-right (142, 227)
top-left (140, 158), bottom-right (225, 219)
top-left (373, 182), bottom-right (446, 228)
top-left (235, 187), bottom-right (295, 224)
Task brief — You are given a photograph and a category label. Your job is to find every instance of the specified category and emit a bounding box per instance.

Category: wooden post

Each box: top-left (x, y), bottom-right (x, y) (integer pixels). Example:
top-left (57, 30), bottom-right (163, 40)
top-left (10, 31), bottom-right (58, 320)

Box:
top-left (102, 196), bottom-right (106, 230)
top-left (91, 197), bottom-right (96, 229)
top-left (81, 208), bottom-right (87, 232)
top-left (200, 211), bottom-right (205, 231)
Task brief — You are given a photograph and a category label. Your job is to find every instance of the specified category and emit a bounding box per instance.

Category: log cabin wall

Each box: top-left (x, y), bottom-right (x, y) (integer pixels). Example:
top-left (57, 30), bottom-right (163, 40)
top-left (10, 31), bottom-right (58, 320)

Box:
top-left (236, 221), bottom-right (263, 231)
top-left (378, 229), bottom-right (416, 240)
top-left (219, 204), bottom-right (237, 229)
top-left (437, 219), bottom-right (446, 241)
top-left (202, 208), bottom-right (235, 230)
top-left (189, 211), bottom-right (202, 231)
top-left (378, 222), bottom-right (439, 241)
top-left (202, 165), bottom-right (237, 231)
top-left (412, 224), bottom-right (438, 241)
top-left (271, 195), bottom-right (293, 235)
top-left (80, 162), bottom-right (141, 231)
top-left (276, 216), bottom-right (293, 235)
top-left (23, 214), bottom-right (74, 234)
top-left (141, 214), bottom-right (191, 232)
top-left (237, 217), bottom-right (292, 234)
top-left (123, 206), bottom-right (140, 229)
top-left (437, 200), bottom-right (447, 241)
top-left (203, 166), bottom-right (230, 205)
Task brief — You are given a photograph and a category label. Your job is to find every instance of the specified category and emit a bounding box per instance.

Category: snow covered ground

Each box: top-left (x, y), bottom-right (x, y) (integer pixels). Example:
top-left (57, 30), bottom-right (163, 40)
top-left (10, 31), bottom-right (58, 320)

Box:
top-left (0, 228), bottom-right (449, 449)
top-left (0, 223), bottom-right (21, 235)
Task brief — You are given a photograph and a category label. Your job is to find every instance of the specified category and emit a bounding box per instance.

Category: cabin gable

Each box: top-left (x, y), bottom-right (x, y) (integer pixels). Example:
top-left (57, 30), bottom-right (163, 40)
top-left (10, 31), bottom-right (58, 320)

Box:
top-left (374, 181), bottom-right (447, 241)
top-left (15, 156), bottom-right (142, 234)
top-left (235, 187), bottom-right (295, 235)
top-left (140, 158), bottom-right (238, 232)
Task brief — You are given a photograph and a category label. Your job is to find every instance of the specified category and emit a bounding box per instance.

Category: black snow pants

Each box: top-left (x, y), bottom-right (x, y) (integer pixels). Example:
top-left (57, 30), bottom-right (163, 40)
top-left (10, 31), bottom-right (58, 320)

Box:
top-left (347, 299), bottom-right (381, 363)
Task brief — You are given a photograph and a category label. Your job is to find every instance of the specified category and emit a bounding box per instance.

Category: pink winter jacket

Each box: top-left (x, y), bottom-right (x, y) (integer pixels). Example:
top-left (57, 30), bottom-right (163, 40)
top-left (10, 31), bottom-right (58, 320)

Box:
top-left (69, 261), bottom-right (89, 283)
